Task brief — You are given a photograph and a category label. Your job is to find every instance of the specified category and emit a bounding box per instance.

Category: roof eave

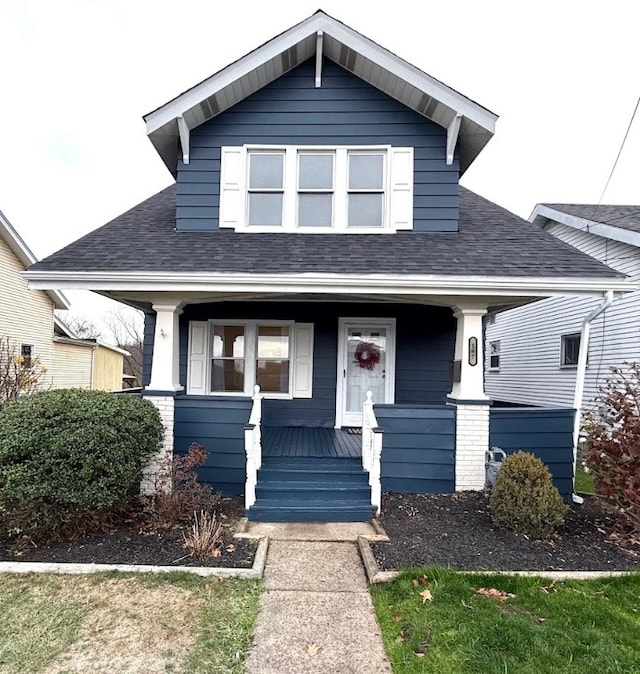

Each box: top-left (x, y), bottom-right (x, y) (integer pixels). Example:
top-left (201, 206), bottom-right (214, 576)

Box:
top-left (0, 210), bottom-right (70, 310)
top-left (530, 203), bottom-right (640, 249)
top-left (144, 11), bottom-right (497, 177)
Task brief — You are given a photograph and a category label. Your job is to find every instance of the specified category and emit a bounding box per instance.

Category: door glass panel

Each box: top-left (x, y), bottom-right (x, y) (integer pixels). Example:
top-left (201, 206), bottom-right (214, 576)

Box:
top-left (346, 327), bottom-right (387, 414)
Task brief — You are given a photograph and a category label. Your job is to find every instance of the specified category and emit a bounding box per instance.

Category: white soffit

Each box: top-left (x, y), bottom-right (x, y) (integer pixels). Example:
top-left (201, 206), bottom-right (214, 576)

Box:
top-left (530, 204), bottom-right (640, 249)
top-left (144, 10), bottom-right (497, 176)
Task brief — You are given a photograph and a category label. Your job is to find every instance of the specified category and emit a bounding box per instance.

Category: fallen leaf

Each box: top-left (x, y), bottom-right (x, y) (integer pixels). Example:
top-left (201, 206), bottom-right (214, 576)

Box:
top-left (476, 587), bottom-right (514, 602)
top-left (211, 548), bottom-right (222, 558)
top-left (395, 635), bottom-right (405, 643)
top-left (419, 589), bottom-right (433, 603)
top-left (418, 575), bottom-right (430, 586)
top-left (392, 615), bottom-right (404, 622)
top-left (307, 643), bottom-right (320, 656)
top-left (414, 652), bottom-right (425, 658)
top-left (225, 544), bottom-right (236, 553)
top-left (461, 599), bottom-right (474, 610)
top-left (541, 582), bottom-right (556, 594)
top-left (412, 579), bottom-right (420, 588)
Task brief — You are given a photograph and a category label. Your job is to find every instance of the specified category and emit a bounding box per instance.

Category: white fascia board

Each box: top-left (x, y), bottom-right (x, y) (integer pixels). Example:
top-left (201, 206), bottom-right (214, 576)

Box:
top-left (25, 270), bottom-right (633, 297)
top-left (145, 12), bottom-right (496, 136)
top-left (0, 210), bottom-right (70, 310)
top-left (530, 204), bottom-right (640, 249)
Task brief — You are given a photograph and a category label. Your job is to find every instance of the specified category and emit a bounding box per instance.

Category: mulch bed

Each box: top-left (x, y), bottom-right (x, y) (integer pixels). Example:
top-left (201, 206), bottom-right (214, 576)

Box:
top-left (372, 492), bottom-right (640, 572)
top-left (0, 496), bottom-right (256, 569)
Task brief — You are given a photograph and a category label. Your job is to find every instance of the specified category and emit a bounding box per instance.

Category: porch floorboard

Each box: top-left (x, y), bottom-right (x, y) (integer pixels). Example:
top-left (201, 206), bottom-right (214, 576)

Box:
top-left (262, 426), bottom-right (361, 459)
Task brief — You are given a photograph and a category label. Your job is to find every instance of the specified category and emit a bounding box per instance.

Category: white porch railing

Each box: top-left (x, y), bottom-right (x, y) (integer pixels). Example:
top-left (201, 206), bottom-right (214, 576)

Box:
top-left (362, 390), bottom-right (383, 515)
top-left (244, 385), bottom-right (263, 509)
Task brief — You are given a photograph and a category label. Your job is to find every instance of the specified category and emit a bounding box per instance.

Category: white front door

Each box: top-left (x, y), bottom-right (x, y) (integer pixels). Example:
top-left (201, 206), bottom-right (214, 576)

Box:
top-left (336, 319), bottom-right (396, 427)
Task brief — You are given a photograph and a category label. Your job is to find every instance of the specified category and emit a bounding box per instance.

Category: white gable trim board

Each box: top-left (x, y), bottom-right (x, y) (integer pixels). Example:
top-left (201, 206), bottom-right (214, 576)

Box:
top-left (144, 11), bottom-right (496, 176)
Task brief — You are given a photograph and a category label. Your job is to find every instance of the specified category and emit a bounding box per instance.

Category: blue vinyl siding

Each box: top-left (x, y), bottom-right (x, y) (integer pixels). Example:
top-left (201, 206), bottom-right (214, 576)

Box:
top-left (176, 59), bottom-right (458, 232)
top-left (171, 302), bottom-right (455, 427)
top-left (489, 407), bottom-right (576, 499)
top-left (375, 405), bottom-right (455, 493)
top-left (174, 396), bottom-right (251, 495)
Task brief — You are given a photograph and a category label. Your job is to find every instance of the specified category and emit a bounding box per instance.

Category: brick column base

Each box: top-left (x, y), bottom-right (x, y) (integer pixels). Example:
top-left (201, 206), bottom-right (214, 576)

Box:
top-left (141, 395), bottom-right (175, 495)
top-left (454, 403), bottom-right (490, 491)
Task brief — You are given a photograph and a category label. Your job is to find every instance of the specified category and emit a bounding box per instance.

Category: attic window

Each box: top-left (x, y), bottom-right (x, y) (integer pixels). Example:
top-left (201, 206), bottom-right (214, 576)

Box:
top-left (219, 145), bottom-right (413, 233)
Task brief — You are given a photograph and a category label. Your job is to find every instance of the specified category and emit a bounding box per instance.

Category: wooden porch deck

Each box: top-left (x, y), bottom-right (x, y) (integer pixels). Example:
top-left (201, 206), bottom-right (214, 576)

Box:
top-left (262, 426), bottom-right (361, 459)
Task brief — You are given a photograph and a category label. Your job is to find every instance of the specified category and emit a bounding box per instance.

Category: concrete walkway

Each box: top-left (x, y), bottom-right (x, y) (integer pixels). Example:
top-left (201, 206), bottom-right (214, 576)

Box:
top-left (244, 526), bottom-right (392, 674)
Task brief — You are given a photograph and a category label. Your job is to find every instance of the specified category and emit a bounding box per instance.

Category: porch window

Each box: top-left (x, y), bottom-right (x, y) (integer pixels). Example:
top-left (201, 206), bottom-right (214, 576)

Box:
top-left (211, 325), bottom-right (245, 392)
top-left (256, 325), bottom-right (290, 393)
top-left (188, 320), bottom-right (313, 398)
top-left (561, 333), bottom-right (581, 367)
top-left (220, 145), bottom-right (413, 232)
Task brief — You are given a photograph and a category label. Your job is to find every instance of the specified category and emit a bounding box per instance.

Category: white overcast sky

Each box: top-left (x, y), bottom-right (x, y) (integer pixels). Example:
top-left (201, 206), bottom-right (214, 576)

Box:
top-left (1, 0), bottom-right (639, 318)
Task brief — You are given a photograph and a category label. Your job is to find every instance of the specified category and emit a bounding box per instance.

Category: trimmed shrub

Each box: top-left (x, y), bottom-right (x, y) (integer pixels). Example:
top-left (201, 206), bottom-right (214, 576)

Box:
top-left (489, 451), bottom-right (568, 539)
top-left (585, 362), bottom-right (640, 533)
top-left (0, 389), bottom-right (163, 541)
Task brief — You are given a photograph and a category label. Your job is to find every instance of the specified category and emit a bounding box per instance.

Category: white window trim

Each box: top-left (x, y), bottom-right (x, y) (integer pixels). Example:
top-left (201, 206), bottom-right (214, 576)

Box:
top-left (559, 332), bottom-right (581, 369)
top-left (488, 340), bottom-right (500, 372)
top-left (204, 320), bottom-right (294, 399)
top-left (221, 144), bottom-right (413, 234)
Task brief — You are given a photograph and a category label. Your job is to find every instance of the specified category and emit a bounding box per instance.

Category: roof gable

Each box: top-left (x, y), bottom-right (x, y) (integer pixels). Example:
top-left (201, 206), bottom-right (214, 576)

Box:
top-left (144, 10), bottom-right (497, 177)
top-left (531, 203), bottom-right (640, 249)
top-left (0, 209), bottom-right (69, 310)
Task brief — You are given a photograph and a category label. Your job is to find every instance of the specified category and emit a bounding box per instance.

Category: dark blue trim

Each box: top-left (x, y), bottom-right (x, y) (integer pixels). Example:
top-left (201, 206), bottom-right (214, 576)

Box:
top-left (142, 389), bottom-right (181, 397)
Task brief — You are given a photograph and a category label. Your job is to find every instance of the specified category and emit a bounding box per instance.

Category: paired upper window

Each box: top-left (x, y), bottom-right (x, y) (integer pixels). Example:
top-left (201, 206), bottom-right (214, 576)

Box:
top-left (220, 145), bottom-right (413, 232)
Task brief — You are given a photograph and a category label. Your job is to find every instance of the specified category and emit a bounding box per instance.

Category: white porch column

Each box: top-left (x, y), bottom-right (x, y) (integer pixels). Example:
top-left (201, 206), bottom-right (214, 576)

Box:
top-left (147, 302), bottom-right (184, 393)
top-left (449, 305), bottom-right (490, 491)
top-left (142, 302), bottom-right (184, 495)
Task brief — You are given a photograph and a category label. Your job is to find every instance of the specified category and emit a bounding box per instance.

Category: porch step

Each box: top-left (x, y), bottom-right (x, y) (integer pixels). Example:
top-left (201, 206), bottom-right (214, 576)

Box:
top-left (247, 457), bottom-right (374, 523)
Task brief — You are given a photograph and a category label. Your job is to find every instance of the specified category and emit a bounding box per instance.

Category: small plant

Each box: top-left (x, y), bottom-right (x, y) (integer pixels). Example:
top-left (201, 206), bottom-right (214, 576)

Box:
top-left (182, 510), bottom-right (223, 561)
top-left (149, 443), bottom-right (220, 528)
top-left (584, 362), bottom-right (640, 534)
top-left (0, 336), bottom-right (47, 403)
top-left (489, 451), bottom-right (568, 539)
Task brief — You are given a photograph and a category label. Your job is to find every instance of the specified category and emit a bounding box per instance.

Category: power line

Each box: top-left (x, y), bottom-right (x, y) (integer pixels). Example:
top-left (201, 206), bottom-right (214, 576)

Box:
top-left (590, 94), bottom-right (640, 219)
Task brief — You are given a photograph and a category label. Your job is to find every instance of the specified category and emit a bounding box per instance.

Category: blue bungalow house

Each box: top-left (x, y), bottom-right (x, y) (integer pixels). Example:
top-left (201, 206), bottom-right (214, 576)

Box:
top-left (26, 11), bottom-right (628, 521)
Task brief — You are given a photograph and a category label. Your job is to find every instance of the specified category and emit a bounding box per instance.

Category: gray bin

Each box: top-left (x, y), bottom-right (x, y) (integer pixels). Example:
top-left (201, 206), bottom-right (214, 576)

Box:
top-left (485, 447), bottom-right (506, 489)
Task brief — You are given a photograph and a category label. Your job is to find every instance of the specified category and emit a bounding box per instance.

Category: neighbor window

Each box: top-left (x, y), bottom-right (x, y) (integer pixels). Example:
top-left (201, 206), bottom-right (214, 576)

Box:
top-left (489, 341), bottom-right (500, 370)
top-left (20, 344), bottom-right (34, 368)
top-left (219, 145), bottom-right (413, 232)
top-left (561, 333), bottom-right (581, 367)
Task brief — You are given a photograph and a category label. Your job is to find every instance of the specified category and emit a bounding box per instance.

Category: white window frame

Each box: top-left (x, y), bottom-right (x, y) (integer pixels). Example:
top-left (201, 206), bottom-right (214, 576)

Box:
top-left (488, 340), bottom-right (500, 371)
top-left (20, 343), bottom-right (35, 368)
top-left (206, 320), bottom-right (294, 398)
top-left (220, 144), bottom-right (413, 233)
top-left (560, 332), bottom-right (581, 369)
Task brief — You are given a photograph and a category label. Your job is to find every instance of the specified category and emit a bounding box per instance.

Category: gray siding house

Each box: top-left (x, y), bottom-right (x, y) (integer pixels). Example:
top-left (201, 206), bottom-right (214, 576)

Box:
top-left (26, 11), bottom-right (629, 521)
top-left (486, 204), bottom-right (640, 419)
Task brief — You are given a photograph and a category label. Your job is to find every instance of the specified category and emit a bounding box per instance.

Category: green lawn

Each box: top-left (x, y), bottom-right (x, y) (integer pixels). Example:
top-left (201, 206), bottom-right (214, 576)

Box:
top-left (0, 572), bottom-right (261, 673)
top-left (575, 463), bottom-right (596, 494)
top-left (372, 568), bottom-right (640, 674)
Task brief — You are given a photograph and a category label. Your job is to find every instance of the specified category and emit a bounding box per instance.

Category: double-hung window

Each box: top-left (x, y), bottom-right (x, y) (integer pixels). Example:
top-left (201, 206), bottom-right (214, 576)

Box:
top-left (560, 333), bottom-right (581, 367)
top-left (489, 341), bottom-right (500, 370)
top-left (220, 145), bottom-right (413, 232)
top-left (188, 321), bottom-right (313, 398)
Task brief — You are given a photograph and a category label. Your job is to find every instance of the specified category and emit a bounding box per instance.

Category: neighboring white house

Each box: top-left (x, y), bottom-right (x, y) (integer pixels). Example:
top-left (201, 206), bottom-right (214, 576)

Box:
top-left (486, 203), bottom-right (640, 415)
top-left (0, 208), bottom-right (127, 392)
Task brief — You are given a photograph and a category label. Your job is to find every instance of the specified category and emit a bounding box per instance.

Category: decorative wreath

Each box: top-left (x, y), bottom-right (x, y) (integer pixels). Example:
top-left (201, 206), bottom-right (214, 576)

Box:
top-left (354, 341), bottom-right (381, 370)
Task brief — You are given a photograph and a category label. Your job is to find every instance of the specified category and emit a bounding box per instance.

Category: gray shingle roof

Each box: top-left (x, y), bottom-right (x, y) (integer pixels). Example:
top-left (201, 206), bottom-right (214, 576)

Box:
top-left (31, 187), bottom-right (621, 279)
top-left (543, 203), bottom-right (640, 234)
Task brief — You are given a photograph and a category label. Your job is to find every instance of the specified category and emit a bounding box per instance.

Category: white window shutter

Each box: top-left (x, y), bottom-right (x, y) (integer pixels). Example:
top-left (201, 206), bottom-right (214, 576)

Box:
top-left (219, 147), bottom-right (244, 229)
top-left (292, 323), bottom-right (314, 398)
top-left (187, 322), bottom-right (208, 395)
top-left (389, 147), bottom-right (414, 230)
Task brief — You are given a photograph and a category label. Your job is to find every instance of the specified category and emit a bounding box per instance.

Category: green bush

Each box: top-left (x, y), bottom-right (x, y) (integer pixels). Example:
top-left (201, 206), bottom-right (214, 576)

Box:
top-left (0, 389), bottom-right (163, 540)
top-left (489, 451), bottom-right (568, 539)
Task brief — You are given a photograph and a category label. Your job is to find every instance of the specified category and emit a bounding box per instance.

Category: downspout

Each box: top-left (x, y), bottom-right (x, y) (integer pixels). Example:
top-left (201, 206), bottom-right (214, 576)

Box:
top-left (571, 290), bottom-right (614, 503)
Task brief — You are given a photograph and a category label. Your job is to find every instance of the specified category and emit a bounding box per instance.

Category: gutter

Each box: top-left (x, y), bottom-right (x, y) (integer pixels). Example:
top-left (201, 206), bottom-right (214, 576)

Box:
top-left (571, 290), bottom-right (614, 503)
